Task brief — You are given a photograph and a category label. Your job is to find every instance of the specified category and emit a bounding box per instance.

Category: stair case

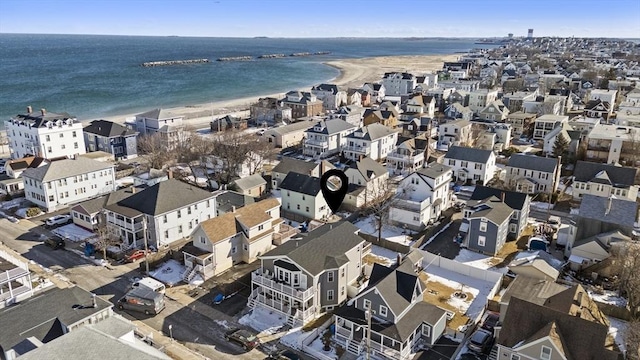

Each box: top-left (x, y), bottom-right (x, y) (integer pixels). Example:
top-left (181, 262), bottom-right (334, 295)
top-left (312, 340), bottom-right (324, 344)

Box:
top-left (182, 266), bottom-right (196, 283)
top-left (347, 340), bottom-right (360, 355)
top-left (488, 345), bottom-right (498, 360)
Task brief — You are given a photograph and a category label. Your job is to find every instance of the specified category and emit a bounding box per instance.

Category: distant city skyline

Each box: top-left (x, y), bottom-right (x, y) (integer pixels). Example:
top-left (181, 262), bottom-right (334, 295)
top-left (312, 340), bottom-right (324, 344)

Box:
top-left (1, 0), bottom-right (639, 38)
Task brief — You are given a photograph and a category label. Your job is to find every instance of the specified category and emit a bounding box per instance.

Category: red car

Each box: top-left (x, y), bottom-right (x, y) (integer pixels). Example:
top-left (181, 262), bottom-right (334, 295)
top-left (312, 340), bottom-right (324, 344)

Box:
top-left (124, 249), bottom-right (148, 263)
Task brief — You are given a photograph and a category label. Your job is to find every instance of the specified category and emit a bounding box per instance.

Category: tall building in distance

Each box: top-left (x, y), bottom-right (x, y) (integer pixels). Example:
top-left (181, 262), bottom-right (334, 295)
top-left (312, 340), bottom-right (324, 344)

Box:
top-left (528, 28), bottom-right (534, 39)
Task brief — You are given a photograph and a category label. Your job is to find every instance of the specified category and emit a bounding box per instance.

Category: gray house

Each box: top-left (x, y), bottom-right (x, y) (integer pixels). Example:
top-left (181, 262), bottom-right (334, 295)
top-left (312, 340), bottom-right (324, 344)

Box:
top-left (271, 157), bottom-right (333, 190)
top-left (505, 154), bottom-right (561, 194)
top-left (576, 194), bottom-right (638, 240)
top-left (83, 120), bottom-right (138, 160)
top-left (462, 196), bottom-right (514, 255)
top-left (469, 186), bottom-right (531, 240)
top-left (249, 222), bottom-right (369, 326)
top-left (334, 252), bottom-right (447, 360)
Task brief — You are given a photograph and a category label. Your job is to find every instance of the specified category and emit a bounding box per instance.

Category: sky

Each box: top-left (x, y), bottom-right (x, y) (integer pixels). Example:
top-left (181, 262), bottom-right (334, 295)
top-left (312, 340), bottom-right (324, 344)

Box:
top-left (1, 0), bottom-right (639, 38)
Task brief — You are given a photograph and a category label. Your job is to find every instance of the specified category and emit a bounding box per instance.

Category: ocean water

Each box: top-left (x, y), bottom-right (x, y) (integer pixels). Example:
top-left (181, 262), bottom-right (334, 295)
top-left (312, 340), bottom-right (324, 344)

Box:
top-left (0, 34), bottom-right (484, 126)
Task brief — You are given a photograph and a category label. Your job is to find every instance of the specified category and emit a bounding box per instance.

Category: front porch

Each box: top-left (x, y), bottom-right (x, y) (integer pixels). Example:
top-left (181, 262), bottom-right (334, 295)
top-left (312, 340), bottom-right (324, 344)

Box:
top-left (334, 316), bottom-right (417, 360)
top-left (182, 245), bottom-right (216, 282)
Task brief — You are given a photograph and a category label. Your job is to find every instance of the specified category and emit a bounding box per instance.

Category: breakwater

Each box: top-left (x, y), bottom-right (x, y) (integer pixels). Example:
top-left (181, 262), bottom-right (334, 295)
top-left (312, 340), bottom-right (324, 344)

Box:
top-left (142, 59), bottom-right (209, 67)
top-left (217, 51), bottom-right (331, 62)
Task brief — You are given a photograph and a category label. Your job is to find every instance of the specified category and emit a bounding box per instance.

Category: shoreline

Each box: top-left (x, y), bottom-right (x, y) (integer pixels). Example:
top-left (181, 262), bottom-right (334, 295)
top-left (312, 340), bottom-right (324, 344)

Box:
top-left (2, 53), bottom-right (459, 139)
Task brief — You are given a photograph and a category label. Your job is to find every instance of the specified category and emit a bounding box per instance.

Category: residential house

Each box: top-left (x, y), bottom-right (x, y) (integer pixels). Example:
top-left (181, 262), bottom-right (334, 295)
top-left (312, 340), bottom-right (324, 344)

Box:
top-left (22, 157), bottom-right (116, 212)
top-left (343, 157), bottom-right (389, 212)
top-left (589, 89), bottom-right (618, 106)
top-left (281, 91), bottom-right (324, 119)
top-left (381, 72), bottom-right (417, 97)
top-left (104, 178), bottom-right (217, 250)
top-left (70, 186), bottom-right (136, 230)
top-left (567, 230), bottom-right (631, 271)
top-left (523, 96), bottom-right (564, 117)
top-left (387, 134), bottom-right (429, 175)
top-left (271, 157), bottom-right (332, 190)
top-left (250, 97), bottom-right (292, 125)
top-left (132, 109), bottom-right (186, 149)
top-left (542, 122), bottom-right (581, 156)
top-left (0, 156), bottom-right (47, 196)
top-left (279, 172), bottom-right (330, 221)
top-left (467, 186), bottom-right (531, 241)
top-left (0, 286), bottom-right (113, 360)
top-left (345, 89), bottom-right (363, 106)
top-left (131, 169), bottom-right (168, 188)
top-left (437, 119), bottom-right (473, 149)
top-left (496, 296), bottom-right (618, 360)
top-left (507, 251), bottom-right (561, 281)
top-left (505, 112), bottom-right (536, 137)
top-left (362, 83), bottom-right (385, 103)
top-left (444, 103), bottom-right (473, 121)
top-left (231, 173), bottom-right (267, 198)
top-left (303, 119), bottom-right (357, 159)
top-left (572, 161), bottom-right (639, 200)
top-left (389, 163), bottom-right (453, 231)
top-left (461, 196), bottom-right (513, 255)
top-left (209, 115), bottom-right (248, 132)
top-left (400, 117), bottom-right (434, 138)
top-left (575, 194), bottom-right (637, 240)
top-left (5, 107), bottom-right (86, 160)
top-left (478, 100), bottom-right (509, 122)
top-left (331, 105), bottom-right (366, 127)
top-left (584, 99), bottom-right (612, 122)
top-left (334, 253), bottom-right (448, 360)
top-left (0, 249), bottom-right (33, 309)
top-left (343, 123), bottom-right (398, 162)
top-left (501, 91), bottom-right (538, 113)
top-left (427, 87), bottom-right (455, 111)
top-left (444, 146), bottom-right (497, 185)
top-left (448, 90), bottom-right (470, 106)
top-left (585, 124), bottom-right (639, 166)
top-left (468, 89), bottom-right (498, 114)
top-left (505, 154), bottom-right (561, 194)
top-left (402, 94), bottom-right (436, 119)
top-left (532, 114), bottom-right (569, 140)
top-left (362, 109), bottom-right (398, 128)
top-left (249, 221), bottom-right (369, 326)
top-left (83, 120), bottom-right (138, 160)
top-left (311, 84), bottom-right (346, 111)
top-left (182, 198), bottom-right (286, 281)
top-left (215, 190), bottom-right (255, 216)
top-left (263, 119), bottom-right (315, 148)
top-left (484, 123), bottom-right (513, 152)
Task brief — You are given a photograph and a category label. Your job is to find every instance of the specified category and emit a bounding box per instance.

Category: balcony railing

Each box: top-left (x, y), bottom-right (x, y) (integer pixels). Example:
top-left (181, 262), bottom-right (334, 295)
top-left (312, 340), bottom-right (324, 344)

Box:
top-left (0, 284), bottom-right (31, 302)
top-left (0, 267), bottom-right (29, 284)
top-left (343, 145), bottom-right (370, 155)
top-left (392, 198), bottom-right (431, 212)
top-left (387, 151), bottom-right (424, 163)
top-left (252, 270), bottom-right (315, 301)
top-left (304, 139), bottom-right (329, 148)
top-left (107, 217), bottom-right (144, 232)
top-left (587, 144), bottom-right (610, 151)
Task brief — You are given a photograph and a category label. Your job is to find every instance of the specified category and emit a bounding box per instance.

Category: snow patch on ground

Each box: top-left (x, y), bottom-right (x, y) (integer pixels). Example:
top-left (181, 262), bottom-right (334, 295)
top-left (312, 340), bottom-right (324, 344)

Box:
top-left (214, 319), bottom-right (231, 329)
top-left (454, 249), bottom-right (496, 270)
top-left (354, 215), bottom-right (413, 245)
top-left (531, 201), bottom-right (554, 210)
top-left (149, 259), bottom-right (185, 287)
top-left (280, 326), bottom-right (309, 350)
top-left (239, 305), bottom-right (287, 336)
top-left (369, 245), bottom-right (400, 266)
top-left (271, 189), bottom-right (282, 205)
top-left (589, 290), bottom-right (628, 307)
top-left (306, 335), bottom-right (338, 360)
top-left (0, 198), bottom-right (25, 210)
top-left (116, 176), bottom-right (135, 187)
top-left (607, 316), bottom-right (628, 354)
top-left (52, 224), bottom-right (96, 242)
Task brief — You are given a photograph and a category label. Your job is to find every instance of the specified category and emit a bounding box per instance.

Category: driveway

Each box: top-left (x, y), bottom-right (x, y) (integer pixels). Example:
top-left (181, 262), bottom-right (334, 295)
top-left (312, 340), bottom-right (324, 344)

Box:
top-left (421, 211), bottom-right (464, 260)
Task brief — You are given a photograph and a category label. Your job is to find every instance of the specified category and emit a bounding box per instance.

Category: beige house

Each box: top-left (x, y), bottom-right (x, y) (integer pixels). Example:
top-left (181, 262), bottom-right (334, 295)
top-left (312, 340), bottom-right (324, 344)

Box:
top-left (585, 124), bottom-right (639, 166)
top-left (231, 173), bottom-right (267, 198)
top-left (505, 154), bottom-right (561, 194)
top-left (263, 120), bottom-right (316, 148)
top-left (505, 112), bottom-right (536, 137)
top-left (182, 198), bottom-right (294, 281)
top-left (343, 157), bottom-right (389, 212)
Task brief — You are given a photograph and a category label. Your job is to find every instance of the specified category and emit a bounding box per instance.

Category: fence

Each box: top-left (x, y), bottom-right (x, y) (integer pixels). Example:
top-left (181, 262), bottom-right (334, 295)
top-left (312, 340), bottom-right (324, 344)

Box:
top-left (301, 318), bottom-right (338, 360)
top-left (357, 232), bottom-right (411, 254)
top-left (594, 301), bottom-right (632, 321)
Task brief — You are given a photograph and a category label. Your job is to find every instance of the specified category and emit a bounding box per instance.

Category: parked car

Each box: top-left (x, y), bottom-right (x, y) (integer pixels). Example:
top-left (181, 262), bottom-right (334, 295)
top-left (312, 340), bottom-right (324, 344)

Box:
top-left (224, 329), bottom-right (259, 351)
top-left (124, 249), bottom-right (149, 263)
top-left (267, 350), bottom-right (301, 360)
top-left (547, 215), bottom-right (561, 231)
top-left (117, 287), bottom-right (165, 315)
top-left (480, 312), bottom-right (500, 333)
top-left (468, 329), bottom-right (493, 353)
top-left (45, 214), bottom-right (71, 228)
top-left (527, 237), bottom-right (549, 252)
top-left (44, 236), bottom-right (65, 250)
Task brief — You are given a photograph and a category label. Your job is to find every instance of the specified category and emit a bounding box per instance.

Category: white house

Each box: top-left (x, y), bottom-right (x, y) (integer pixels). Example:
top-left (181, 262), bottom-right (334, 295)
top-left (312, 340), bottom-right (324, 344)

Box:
top-left (182, 198), bottom-right (292, 282)
top-left (362, 83), bottom-right (385, 103)
top-left (589, 89), bottom-right (618, 106)
top-left (303, 119), bottom-right (357, 159)
top-left (5, 107), bottom-right (86, 160)
top-left (343, 157), bottom-right (389, 211)
top-left (505, 154), bottom-right (561, 194)
top-left (342, 123), bottom-right (398, 162)
top-left (132, 108), bottom-right (186, 149)
top-left (468, 89), bottom-right (498, 114)
top-left (443, 146), bottom-right (497, 185)
top-left (571, 161), bottom-right (639, 201)
top-left (387, 134), bottom-right (429, 175)
top-left (389, 163), bottom-right (453, 231)
top-left (311, 84), bottom-right (346, 111)
top-left (532, 114), bottom-right (569, 140)
top-left (403, 94), bottom-right (436, 119)
top-left (279, 172), bottom-right (330, 221)
top-left (104, 178), bottom-right (217, 250)
top-left (22, 157), bottom-right (116, 212)
top-left (437, 119), bottom-right (473, 149)
top-left (381, 72), bottom-right (416, 97)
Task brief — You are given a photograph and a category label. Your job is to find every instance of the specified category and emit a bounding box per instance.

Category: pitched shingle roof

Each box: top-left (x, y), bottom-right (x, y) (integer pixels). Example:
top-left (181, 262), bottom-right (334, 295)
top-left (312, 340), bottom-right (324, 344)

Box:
top-left (346, 123), bottom-right (397, 141)
top-left (467, 196), bottom-right (514, 224)
top-left (444, 146), bottom-right (493, 163)
top-left (13, 110), bottom-right (75, 128)
top-left (507, 154), bottom-right (559, 173)
top-left (573, 161), bottom-right (638, 186)
top-left (578, 194), bottom-right (637, 228)
top-left (215, 190), bottom-right (255, 213)
top-left (83, 120), bottom-right (137, 138)
top-left (306, 119), bottom-right (356, 135)
top-left (416, 162), bottom-right (452, 179)
top-left (347, 156), bottom-right (387, 179)
top-left (272, 157), bottom-right (319, 176)
top-left (232, 173), bottom-right (266, 191)
top-left (23, 157), bottom-right (115, 182)
top-left (471, 185), bottom-right (529, 210)
top-left (72, 187), bottom-right (137, 215)
top-left (279, 172), bottom-right (321, 196)
top-left (198, 198), bottom-right (280, 244)
top-left (106, 179), bottom-right (214, 216)
top-left (261, 221), bottom-right (364, 275)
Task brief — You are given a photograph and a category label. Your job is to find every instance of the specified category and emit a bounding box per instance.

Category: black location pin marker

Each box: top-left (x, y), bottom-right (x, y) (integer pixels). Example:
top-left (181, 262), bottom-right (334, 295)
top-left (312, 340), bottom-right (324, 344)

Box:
top-left (320, 169), bottom-right (349, 214)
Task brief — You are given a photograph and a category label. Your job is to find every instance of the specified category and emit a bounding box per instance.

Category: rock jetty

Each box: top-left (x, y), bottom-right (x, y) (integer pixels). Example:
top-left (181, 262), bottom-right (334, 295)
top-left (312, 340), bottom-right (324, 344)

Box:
top-left (217, 56), bottom-right (253, 61)
top-left (142, 59), bottom-right (209, 67)
top-left (290, 52), bottom-right (312, 57)
top-left (258, 54), bottom-right (287, 59)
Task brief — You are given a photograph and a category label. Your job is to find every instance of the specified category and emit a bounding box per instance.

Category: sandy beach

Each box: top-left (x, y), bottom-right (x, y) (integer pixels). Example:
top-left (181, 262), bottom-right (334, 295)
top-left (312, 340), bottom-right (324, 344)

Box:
top-left (98, 53), bottom-right (459, 130)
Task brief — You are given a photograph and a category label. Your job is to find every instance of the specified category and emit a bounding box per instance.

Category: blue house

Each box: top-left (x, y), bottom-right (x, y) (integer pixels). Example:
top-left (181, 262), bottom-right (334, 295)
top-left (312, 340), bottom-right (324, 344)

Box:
top-left (83, 120), bottom-right (138, 160)
top-left (461, 196), bottom-right (514, 256)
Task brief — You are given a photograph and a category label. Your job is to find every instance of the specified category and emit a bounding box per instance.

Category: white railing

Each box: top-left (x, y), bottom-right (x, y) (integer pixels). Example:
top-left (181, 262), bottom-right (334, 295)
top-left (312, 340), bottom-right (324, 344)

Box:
top-left (252, 271), bottom-right (315, 301)
top-left (393, 198), bottom-right (431, 212)
top-left (0, 284), bottom-right (31, 302)
top-left (0, 267), bottom-right (29, 284)
top-left (304, 139), bottom-right (329, 148)
top-left (343, 145), bottom-right (370, 155)
top-left (107, 217), bottom-right (144, 231)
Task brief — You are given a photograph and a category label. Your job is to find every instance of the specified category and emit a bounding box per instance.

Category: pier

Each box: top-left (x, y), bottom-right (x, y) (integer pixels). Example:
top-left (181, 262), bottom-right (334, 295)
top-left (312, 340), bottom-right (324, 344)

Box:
top-left (142, 59), bottom-right (209, 67)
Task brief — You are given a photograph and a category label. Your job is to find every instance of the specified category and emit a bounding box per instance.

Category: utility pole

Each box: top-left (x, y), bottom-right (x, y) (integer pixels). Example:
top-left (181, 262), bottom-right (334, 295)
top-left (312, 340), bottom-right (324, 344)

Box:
top-left (143, 215), bottom-right (150, 276)
top-left (366, 302), bottom-right (372, 360)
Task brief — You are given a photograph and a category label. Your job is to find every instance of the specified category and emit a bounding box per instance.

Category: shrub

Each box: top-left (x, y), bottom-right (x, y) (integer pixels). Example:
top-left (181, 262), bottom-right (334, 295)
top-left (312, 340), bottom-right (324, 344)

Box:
top-left (26, 207), bottom-right (42, 218)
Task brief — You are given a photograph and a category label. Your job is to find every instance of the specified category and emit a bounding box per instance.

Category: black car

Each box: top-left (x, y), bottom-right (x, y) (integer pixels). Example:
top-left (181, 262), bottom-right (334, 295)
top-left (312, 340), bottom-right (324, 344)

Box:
top-left (481, 312), bottom-right (500, 333)
top-left (468, 329), bottom-right (493, 353)
top-left (267, 350), bottom-right (301, 360)
top-left (44, 236), bottom-right (65, 250)
top-left (224, 329), bottom-right (259, 351)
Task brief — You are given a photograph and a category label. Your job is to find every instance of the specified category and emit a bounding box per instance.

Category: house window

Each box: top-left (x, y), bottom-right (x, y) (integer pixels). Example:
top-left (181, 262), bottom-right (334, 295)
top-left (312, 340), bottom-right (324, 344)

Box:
top-left (243, 244), bottom-right (248, 251)
top-left (327, 290), bottom-right (334, 301)
top-left (188, 207), bottom-right (192, 215)
top-left (199, 236), bottom-right (206, 244)
top-left (421, 324), bottom-right (431, 337)
top-left (341, 268), bottom-right (345, 277)
top-left (448, 159), bottom-right (455, 166)
top-left (479, 221), bottom-right (487, 232)
top-left (177, 210), bottom-right (181, 218)
top-left (293, 273), bottom-right (300, 286)
top-left (74, 142), bottom-right (78, 149)
top-left (297, 204), bottom-right (300, 210)
top-left (478, 236), bottom-right (486, 247)
top-left (45, 135), bottom-right (50, 141)
top-left (178, 225), bottom-right (183, 233)
top-left (327, 271), bottom-right (334, 282)
top-left (379, 305), bottom-right (388, 317)
top-left (509, 224), bottom-right (517, 233)
top-left (163, 215), bottom-right (167, 223)
top-left (341, 286), bottom-right (345, 296)
top-left (306, 206), bottom-right (310, 212)
top-left (363, 299), bottom-right (371, 310)
top-left (510, 355), bottom-right (520, 360)
top-left (258, 224), bottom-right (264, 231)
top-left (61, 144), bottom-right (66, 150)
top-left (232, 246), bottom-right (237, 254)
top-left (188, 221), bottom-right (193, 229)
top-left (164, 230), bottom-right (169, 239)
top-left (540, 346), bottom-right (552, 360)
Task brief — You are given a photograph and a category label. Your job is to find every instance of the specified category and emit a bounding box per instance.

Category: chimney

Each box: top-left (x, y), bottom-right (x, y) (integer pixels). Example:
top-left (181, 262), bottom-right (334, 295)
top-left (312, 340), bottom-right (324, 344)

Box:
top-left (27, 105), bottom-right (32, 114)
top-left (40, 108), bottom-right (46, 116)
top-left (501, 192), bottom-right (505, 203)
top-left (91, 294), bottom-right (97, 308)
top-left (231, 205), bottom-right (236, 213)
top-left (167, 169), bottom-right (173, 179)
top-left (606, 197), bottom-right (612, 216)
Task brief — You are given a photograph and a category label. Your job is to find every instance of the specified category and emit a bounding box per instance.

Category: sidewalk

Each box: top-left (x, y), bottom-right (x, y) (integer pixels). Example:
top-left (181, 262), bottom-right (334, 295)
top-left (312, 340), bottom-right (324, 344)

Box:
top-left (132, 319), bottom-right (210, 360)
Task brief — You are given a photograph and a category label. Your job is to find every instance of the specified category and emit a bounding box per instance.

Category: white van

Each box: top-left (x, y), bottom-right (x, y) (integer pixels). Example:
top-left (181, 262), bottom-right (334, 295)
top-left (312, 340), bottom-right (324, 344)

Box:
top-left (131, 277), bottom-right (166, 294)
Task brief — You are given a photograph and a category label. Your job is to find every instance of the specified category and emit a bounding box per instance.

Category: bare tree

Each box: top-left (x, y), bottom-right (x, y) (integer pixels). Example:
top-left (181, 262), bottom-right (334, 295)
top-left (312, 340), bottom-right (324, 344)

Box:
top-left (93, 224), bottom-right (119, 261)
top-left (611, 242), bottom-right (640, 319)
top-left (362, 177), bottom-right (398, 242)
top-left (138, 133), bottom-right (174, 170)
top-left (209, 130), bottom-right (255, 185)
top-left (626, 320), bottom-right (640, 360)
top-left (245, 138), bottom-right (277, 176)
top-left (623, 129), bottom-right (640, 167)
